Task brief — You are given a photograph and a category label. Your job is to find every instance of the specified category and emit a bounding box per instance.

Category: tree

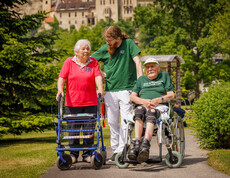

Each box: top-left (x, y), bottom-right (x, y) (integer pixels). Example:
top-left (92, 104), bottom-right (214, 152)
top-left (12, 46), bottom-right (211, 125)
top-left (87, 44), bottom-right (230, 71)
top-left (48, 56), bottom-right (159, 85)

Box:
top-left (133, 0), bottom-right (229, 98)
top-left (210, 0), bottom-right (230, 54)
top-left (0, 0), bottom-right (63, 116)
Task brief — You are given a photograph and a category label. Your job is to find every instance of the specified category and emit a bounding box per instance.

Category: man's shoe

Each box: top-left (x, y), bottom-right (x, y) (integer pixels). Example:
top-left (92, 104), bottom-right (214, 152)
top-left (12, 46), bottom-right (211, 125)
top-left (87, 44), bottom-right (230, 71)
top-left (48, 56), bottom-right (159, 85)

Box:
top-left (107, 153), bottom-right (117, 162)
top-left (128, 139), bottom-right (141, 160)
top-left (83, 156), bottom-right (91, 163)
top-left (137, 138), bottom-right (150, 163)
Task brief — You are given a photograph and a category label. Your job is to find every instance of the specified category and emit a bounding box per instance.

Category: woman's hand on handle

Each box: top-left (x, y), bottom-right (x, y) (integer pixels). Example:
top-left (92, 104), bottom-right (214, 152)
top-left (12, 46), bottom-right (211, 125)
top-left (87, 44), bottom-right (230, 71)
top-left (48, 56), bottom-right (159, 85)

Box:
top-left (56, 91), bottom-right (64, 101)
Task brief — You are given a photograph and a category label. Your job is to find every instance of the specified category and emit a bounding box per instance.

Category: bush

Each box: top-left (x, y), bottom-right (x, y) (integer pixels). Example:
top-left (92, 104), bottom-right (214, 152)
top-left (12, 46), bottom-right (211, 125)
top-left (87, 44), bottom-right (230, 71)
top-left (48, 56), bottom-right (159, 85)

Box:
top-left (0, 114), bottom-right (54, 138)
top-left (193, 82), bottom-right (230, 149)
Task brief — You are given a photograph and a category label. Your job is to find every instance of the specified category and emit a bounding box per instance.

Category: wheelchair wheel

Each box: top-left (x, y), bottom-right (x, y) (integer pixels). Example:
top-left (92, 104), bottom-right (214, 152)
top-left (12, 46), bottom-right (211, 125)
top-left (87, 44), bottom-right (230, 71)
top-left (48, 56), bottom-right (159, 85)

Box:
top-left (91, 153), bottom-right (103, 170)
top-left (56, 154), bottom-right (72, 170)
top-left (115, 152), bottom-right (130, 169)
top-left (172, 116), bottom-right (185, 158)
top-left (165, 151), bottom-right (182, 168)
top-left (100, 150), bottom-right (107, 165)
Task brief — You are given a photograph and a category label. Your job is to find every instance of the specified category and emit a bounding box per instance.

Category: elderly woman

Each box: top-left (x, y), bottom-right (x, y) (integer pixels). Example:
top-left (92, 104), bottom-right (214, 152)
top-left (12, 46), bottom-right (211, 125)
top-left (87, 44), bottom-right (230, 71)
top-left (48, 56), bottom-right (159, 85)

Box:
top-left (128, 58), bottom-right (174, 163)
top-left (56, 39), bottom-right (103, 163)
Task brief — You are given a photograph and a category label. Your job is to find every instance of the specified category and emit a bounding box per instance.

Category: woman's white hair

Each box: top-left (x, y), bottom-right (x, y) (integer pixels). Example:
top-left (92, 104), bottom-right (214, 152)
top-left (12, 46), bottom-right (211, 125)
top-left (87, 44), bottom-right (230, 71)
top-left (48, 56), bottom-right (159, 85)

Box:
top-left (74, 39), bottom-right (91, 52)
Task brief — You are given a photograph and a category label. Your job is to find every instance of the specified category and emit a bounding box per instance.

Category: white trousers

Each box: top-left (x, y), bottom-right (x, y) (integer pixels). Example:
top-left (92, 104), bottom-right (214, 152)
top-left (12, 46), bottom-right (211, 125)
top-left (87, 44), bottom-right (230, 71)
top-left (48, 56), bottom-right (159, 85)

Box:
top-left (104, 90), bottom-right (132, 153)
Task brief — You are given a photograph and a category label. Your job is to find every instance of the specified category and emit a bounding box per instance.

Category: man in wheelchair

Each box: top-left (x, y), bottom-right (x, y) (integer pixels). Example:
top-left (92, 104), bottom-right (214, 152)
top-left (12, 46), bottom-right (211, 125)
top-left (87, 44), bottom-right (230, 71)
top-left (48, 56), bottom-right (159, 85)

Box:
top-left (128, 58), bottom-right (175, 163)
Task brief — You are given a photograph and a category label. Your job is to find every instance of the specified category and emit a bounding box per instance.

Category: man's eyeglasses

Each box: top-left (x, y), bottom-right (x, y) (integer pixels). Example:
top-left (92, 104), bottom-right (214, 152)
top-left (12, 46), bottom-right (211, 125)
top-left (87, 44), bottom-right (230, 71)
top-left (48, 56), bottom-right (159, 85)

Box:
top-left (105, 39), bottom-right (115, 44)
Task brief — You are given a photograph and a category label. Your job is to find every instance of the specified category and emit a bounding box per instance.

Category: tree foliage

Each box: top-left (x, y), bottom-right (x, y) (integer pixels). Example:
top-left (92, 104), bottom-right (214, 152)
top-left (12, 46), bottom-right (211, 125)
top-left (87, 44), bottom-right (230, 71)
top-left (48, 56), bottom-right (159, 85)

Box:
top-left (133, 0), bottom-right (230, 98)
top-left (0, 0), bottom-right (64, 116)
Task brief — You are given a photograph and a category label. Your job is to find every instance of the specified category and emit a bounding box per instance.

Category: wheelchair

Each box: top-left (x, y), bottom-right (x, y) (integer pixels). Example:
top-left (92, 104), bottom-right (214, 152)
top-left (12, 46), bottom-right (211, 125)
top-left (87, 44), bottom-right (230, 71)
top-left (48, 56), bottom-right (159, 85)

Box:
top-left (115, 101), bottom-right (185, 168)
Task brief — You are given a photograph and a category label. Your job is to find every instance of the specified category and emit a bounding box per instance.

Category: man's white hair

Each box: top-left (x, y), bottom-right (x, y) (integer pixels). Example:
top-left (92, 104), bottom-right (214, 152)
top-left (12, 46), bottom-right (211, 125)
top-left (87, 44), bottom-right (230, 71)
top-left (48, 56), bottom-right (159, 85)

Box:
top-left (74, 39), bottom-right (91, 51)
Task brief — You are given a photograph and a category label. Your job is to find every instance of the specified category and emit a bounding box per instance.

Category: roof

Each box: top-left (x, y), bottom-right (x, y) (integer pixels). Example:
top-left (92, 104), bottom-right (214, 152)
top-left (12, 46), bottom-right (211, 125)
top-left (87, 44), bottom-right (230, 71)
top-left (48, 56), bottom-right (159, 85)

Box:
top-left (141, 55), bottom-right (185, 64)
top-left (55, 0), bottom-right (95, 11)
top-left (44, 15), bottom-right (54, 23)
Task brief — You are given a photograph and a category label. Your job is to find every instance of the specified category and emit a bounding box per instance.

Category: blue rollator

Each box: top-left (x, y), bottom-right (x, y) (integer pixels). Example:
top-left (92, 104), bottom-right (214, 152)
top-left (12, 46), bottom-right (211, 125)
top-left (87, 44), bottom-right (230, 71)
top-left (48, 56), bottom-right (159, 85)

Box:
top-left (55, 94), bottom-right (107, 170)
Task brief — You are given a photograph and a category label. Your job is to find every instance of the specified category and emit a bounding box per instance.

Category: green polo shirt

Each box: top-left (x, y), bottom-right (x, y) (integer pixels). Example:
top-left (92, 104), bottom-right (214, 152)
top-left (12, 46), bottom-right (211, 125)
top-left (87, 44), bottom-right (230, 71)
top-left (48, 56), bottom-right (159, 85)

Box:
top-left (133, 72), bottom-right (174, 100)
top-left (91, 38), bottom-right (141, 91)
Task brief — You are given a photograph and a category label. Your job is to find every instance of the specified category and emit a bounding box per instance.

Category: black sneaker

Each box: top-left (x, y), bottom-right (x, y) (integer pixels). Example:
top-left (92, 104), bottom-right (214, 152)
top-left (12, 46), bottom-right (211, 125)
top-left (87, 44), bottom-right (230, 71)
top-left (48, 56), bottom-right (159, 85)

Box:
top-left (107, 153), bottom-right (117, 162)
top-left (128, 139), bottom-right (141, 160)
top-left (137, 138), bottom-right (150, 163)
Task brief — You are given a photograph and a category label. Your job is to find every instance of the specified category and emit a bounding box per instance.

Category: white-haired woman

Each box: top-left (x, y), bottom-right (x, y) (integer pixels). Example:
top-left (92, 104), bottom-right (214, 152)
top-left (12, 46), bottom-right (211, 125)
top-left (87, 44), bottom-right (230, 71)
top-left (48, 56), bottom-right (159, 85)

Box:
top-left (56, 39), bottom-right (104, 163)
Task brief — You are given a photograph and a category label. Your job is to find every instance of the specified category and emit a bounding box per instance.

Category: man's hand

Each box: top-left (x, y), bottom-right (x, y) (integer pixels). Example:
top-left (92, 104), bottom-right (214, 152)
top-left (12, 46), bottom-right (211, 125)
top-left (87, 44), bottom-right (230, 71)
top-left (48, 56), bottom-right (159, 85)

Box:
top-left (148, 98), bottom-right (161, 109)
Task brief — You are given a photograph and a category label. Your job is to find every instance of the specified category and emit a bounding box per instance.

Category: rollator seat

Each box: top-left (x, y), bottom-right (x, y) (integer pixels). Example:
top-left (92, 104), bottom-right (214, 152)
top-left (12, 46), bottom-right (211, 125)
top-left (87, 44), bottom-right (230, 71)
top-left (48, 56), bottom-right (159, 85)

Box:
top-left (62, 113), bottom-right (95, 119)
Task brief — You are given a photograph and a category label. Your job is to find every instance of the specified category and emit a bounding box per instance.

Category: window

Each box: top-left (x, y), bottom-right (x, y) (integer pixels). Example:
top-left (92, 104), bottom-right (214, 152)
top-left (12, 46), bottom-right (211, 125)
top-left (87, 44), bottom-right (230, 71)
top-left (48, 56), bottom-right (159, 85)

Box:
top-left (82, 12), bottom-right (84, 16)
top-left (110, 0), bottom-right (111, 4)
top-left (75, 12), bottom-right (77, 17)
top-left (69, 12), bottom-right (71, 17)
top-left (92, 18), bottom-right (95, 25)
top-left (69, 20), bottom-right (71, 24)
top-left (60, 13), bottom-right (62, 18)
top-left (82, 20), bottom-right (85, 24)
top-left (100, 0), bottom-right (102, 5)
top-left (60, 21), bottom-right (62, 25)
top-left (75, 20), bottom-right (77, 24)
top-left (46, 1), bottom-right (48, 4)
top-left (103, 0), bottom-right (105, 5)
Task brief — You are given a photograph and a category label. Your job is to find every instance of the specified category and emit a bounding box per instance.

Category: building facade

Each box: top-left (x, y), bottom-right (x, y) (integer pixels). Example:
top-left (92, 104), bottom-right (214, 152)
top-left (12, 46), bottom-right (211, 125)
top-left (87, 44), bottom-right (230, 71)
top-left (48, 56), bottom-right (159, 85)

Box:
top-left (43, 0), bottom-right (153, 30)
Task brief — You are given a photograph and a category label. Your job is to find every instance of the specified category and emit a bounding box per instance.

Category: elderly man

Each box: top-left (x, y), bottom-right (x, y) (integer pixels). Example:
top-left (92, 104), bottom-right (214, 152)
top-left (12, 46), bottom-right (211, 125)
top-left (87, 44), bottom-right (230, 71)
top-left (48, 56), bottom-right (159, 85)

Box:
top-left (128, 58), bottom-right (175, 163)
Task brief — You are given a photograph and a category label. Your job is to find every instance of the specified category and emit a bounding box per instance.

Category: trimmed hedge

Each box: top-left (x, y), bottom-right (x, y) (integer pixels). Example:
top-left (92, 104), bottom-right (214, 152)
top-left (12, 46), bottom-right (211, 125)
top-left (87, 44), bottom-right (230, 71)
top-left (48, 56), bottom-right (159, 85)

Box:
top-left (0, 114), bottom-right (54, 138)
top-left (193, 82), bottom-right (230, 149)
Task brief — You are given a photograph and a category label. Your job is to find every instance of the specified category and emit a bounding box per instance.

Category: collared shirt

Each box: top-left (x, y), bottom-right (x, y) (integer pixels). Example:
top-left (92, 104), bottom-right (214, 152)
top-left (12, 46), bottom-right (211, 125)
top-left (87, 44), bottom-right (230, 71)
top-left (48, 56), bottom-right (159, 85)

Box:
top-left (59, 56), bottom-right (101, 107)
top-left (72, 55), bottom-right (92, 70)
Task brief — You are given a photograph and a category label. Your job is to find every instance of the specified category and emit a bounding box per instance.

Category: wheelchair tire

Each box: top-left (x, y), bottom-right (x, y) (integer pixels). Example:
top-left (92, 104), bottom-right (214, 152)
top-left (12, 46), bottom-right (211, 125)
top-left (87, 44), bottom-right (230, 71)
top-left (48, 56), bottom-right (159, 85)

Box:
top-left (100, 150), bottom-right (107, 165)
top-left (115, 152), bottom-right (130, 169)
top-left (56, 154), bottom-right (72, 170)
top-left (91, 153), bottom-right (103, 170)
top-left (165, 151), bottom-right (182, 168)
top-left (172, 117), bottom-right (185, 158)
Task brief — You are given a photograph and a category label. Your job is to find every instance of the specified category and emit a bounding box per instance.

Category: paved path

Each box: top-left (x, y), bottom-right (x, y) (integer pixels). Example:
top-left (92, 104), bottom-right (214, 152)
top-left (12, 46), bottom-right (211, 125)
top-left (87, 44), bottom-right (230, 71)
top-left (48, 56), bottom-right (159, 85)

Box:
top-left (43, 129), bottom-right (229, 178)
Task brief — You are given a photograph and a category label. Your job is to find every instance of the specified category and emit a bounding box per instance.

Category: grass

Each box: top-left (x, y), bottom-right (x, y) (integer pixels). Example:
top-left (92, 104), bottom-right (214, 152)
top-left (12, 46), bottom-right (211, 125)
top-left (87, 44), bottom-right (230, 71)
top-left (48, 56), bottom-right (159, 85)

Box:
top-left (207, 149), bottom-right (230, 176)
top-left (0, 121), bottom-right (111, 178)
top-left (0, 131), bottom-right (57, 178)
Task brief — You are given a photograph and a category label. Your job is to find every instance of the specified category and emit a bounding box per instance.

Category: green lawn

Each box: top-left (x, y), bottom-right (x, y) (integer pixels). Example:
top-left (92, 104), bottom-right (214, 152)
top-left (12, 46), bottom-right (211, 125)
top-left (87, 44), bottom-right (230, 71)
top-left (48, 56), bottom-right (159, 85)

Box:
top-left (0, 122), bottom-right (111, 178)
top-left (208, 149), bottom-right (230, 176)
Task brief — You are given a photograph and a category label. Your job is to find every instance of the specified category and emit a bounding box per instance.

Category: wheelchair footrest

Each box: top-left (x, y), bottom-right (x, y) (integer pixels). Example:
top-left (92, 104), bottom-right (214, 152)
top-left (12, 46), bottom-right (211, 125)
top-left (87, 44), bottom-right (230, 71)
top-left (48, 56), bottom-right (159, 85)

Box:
top-left (146, 156), bottom-right (162, 163)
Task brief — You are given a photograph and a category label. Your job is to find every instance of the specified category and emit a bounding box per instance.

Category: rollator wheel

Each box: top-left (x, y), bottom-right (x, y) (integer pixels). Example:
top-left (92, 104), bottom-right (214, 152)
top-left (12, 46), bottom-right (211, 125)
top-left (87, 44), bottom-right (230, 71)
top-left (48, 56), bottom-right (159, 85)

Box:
top-left (165, 151), bottom-right (182, 168)
top-left (100, 150), bottom-right (107, 165)
top-left (56, 154), bottom-right (72, 170)
top-left (91, 153), bottom-right (103, 170)
top-left (115, 152), bottom-right (129, 169)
